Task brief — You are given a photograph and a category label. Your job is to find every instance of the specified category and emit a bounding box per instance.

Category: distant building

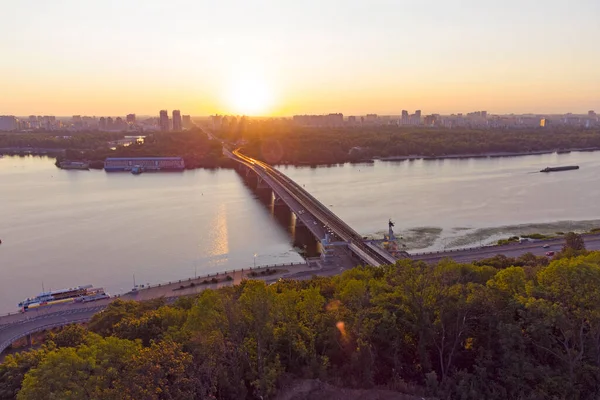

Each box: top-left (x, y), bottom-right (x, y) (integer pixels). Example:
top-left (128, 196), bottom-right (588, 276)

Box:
top-left (182, 115), bottom-right (191, 129)
top-left (0, 116), bottom-right (18, 131)
top-left (159, 110), bottom-right (169, 132)
top-left (107, 117), bottom-right (114, 130)
top-left (172, 110), bottom-right (182, 131)
top-left (401, 110), bottom-right (409, 125)
top-left (126, 114), bottom-right (136, 124)
top-left (115, 117), bottom-right (126, 131)
top-left (72, 115), bottom-right (82, 129)
top-left (292, 113), bottom-right (344, 127)
top-left (99, 117), bottom-right (107, 130)
top-left (589, 110), bottom-right (596, 118)
top-left (104, 157), bottom-right (185, 171)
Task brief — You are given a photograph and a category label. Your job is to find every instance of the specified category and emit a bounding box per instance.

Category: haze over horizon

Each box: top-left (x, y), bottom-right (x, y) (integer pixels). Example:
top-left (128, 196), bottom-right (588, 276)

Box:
top-left (2, 0), bottom-right (599, 116)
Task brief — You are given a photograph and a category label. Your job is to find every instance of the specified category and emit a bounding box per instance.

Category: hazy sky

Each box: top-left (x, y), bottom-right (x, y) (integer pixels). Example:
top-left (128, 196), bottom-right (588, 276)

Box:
top-left (2, 0), bottom-right (599, 116)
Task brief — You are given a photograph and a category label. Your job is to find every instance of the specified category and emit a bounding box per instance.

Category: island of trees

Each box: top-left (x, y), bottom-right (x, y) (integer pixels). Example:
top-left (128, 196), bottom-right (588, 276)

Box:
top-left (0, 130), bottom-right (231, 169)
top-left (2, 124), bottom-right (600, 169)
top-left (1, 236), bottom-right (599, 399)
top-left (220, 121), bottom-right (600, 165)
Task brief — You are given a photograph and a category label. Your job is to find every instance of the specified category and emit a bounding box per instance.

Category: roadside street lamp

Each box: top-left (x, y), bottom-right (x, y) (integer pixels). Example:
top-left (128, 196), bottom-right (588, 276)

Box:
top-left (254, 253), bottom-right (257, 269)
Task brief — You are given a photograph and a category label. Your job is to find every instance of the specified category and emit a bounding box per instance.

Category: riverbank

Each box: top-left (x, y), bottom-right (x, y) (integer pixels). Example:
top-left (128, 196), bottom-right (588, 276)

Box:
top-left (0, 147), bottom-right (65, 156)
top-left (377, 147), bottom-right (600, 162)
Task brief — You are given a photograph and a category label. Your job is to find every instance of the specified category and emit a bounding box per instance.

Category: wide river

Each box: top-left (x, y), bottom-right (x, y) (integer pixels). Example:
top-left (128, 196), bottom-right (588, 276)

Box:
top-left (1, 151), bottom-right (599, 313)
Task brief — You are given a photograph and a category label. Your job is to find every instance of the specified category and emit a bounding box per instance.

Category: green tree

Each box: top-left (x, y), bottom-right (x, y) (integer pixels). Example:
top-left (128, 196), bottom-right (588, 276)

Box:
top-left (563, 232), bottom-right (586, 252)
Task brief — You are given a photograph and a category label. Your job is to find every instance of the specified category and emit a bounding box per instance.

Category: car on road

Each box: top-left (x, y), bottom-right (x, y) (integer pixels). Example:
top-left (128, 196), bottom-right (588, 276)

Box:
top-left (313, 221), bottom-right (317, 225)
top-left (546, 251), bottom-right (555, 257)
top-left (542, 244), bottom-right (550, 248)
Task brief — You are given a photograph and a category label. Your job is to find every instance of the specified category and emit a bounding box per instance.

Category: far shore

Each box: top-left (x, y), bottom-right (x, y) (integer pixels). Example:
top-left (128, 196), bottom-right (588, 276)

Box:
top-left (3, 146), bottom-right (600, 169)
top-left (376, 147), bottom-right (600, 162)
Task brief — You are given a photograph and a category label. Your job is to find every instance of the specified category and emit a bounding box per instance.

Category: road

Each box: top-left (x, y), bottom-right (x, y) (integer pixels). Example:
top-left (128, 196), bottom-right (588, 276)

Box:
top-left (411, 233), bottom-right (600, 264)
top-left (0, 307), bottom-right (104, 353)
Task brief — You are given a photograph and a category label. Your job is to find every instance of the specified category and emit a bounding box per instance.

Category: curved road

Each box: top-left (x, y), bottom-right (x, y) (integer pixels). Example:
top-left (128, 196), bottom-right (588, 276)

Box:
top-left (0, 306), bottom-right (105, 354)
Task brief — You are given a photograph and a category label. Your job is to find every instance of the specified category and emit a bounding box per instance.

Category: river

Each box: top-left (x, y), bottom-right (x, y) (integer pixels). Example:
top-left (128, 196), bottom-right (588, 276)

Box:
top-left (1, 151), bottom-right (599, 313)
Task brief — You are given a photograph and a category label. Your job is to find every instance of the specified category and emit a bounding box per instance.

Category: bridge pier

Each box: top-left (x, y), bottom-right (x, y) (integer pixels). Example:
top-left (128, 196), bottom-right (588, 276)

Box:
top-left (256, 177), bottom-right (270, 190)
top-left (293, 223), bottom-right (320, 257)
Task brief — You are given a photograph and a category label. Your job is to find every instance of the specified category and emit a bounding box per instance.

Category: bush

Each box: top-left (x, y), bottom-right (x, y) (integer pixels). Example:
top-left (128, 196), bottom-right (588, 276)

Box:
top-left (522, 233), bottom-right (551, 240)
top-left (210, 278), bottom-right (218, 284)
top-left (225, 275), bottom-right (233, 281)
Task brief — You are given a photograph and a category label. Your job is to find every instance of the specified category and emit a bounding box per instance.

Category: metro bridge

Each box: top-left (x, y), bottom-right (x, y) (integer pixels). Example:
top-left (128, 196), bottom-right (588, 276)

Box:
top-left (228, 148), bottom-right (403, 267)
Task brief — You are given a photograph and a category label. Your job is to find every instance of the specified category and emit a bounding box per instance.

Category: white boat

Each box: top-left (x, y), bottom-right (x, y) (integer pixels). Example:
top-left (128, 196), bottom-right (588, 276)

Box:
top-left (18, 285), bottom-right (108, 311)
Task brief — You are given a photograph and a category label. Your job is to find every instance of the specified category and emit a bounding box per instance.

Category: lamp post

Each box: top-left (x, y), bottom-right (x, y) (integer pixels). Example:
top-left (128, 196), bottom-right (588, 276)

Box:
top-left (254, 253), bottom-right (257, 269)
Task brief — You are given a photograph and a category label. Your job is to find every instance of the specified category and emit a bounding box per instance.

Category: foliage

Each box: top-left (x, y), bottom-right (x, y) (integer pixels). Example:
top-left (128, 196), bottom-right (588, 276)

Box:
top-left (0, 130), bottom-right (231, 169)
top-left (563, 232), bottom-right (586, 251)
top-left (224, 122), bottom-right (600, 165)
top-left (7, 254), bottom-right (600, 399)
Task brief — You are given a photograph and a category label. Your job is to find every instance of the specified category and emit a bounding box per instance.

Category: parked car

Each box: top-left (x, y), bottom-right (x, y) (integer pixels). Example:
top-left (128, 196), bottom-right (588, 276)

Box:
top-left (546, 251), bottom-right (555, 257)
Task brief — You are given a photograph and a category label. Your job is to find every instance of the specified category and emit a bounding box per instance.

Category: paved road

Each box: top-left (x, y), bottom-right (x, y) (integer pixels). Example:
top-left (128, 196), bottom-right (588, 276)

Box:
top-left (411, 233), bottom-right (600, 264)
top-left (0, 307), bottom-right (104, 353)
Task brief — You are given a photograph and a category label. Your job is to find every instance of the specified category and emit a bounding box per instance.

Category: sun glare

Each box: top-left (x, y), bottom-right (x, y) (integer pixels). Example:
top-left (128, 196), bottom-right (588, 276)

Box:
top-left (226, 78), bottom-right (273, 116)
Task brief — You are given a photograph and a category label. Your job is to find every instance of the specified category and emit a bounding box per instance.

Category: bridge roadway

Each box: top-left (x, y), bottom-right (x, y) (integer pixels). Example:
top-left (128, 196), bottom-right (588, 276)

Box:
top-left (228, 148), bottom-right (397, 267)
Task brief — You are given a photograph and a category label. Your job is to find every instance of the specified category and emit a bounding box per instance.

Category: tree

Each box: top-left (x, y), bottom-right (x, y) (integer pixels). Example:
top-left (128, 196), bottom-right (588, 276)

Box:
top-left (116, 340), bottom-right (195, 400)
top-left (523, 254), bottom-right (600, 396)
top-left (47, 324), bottom-right (88, 348)
top-left (563, 232), bottom-right (586, 252)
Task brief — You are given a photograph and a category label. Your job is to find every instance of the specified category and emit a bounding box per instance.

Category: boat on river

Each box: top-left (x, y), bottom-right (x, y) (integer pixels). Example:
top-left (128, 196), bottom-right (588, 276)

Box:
top-left (18, 285), bottom-right (109, 311)
top-left (540, 165), bottom-right (579, 173)
top-left (59, 160), bottom-right (89, 170)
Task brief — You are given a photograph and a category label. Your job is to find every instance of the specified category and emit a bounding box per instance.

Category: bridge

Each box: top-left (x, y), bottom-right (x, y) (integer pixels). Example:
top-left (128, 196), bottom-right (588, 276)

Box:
top-left (228, 148), bottom-right (400, 267)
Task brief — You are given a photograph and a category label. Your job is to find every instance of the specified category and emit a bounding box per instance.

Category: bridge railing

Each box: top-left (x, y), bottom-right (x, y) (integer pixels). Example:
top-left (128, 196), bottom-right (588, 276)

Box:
top-left (410, 245), bottom-right (495, 256)
top-left (129, 261), bottom-right (310, 292)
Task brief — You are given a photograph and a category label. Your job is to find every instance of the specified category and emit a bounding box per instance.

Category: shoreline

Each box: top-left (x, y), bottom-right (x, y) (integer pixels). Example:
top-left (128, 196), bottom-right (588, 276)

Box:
top-left (3, 146), bottom-right (600, 170)
top-left (377, 147), bottom-right (600, 162)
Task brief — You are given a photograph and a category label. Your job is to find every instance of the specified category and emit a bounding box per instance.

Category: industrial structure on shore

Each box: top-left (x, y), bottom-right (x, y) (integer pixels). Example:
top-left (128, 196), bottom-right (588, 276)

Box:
top-left (104, 157), bottom-right (185, 172)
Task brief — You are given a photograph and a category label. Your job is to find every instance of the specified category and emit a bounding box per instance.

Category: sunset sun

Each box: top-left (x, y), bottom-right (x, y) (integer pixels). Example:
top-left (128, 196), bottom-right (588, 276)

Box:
top-left (226, 78), bottom-right (274, 116)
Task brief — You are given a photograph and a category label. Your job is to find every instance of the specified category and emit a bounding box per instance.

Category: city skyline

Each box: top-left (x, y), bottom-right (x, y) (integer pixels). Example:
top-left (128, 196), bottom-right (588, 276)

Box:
top-left (2, 0), bottom-right (599, 116)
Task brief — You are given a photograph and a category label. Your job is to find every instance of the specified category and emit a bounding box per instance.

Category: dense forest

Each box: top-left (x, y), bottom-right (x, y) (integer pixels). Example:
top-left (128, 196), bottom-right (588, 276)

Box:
top-left (221, 122), bottom-right (600, 165)
top-left (1, 238), bottom-right (599, 399)
top-left (4, 124), bottom-right (600, 169)
top-left (0, 131), bottom-right (230, 169)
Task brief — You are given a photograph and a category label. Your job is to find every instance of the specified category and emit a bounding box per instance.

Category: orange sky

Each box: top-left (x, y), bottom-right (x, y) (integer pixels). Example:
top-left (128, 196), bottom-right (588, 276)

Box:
top-left (2, 0), bottom-right (599, 116)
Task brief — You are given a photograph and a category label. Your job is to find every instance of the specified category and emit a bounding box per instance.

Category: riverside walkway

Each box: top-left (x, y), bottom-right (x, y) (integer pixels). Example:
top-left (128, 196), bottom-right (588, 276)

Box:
top-left (0, 261), bottom-right (316, 354)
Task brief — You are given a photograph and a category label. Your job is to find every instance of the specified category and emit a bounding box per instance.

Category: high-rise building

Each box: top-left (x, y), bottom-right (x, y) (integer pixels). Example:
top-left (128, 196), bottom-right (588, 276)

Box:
top-left (126, 114), bottom-right (136, 124)
top-left (401, 110), bottom-right (409, 125)
top-left (182, 115), bottom-right (191, 129)
top-left (0, 116), bottom-right (18, 131)
top-left (99, 117), bottom-right (107, 130)
top-left (115, 117), bottom-right (125, 131)
top-left (107, 117), bottom-right (114, 130)
top-left (159, 110), bottom-right (169, 132)
top-left (589, 110), bottom-right (596, 118)
top-left (172, 110), bottom-right (182, 131)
